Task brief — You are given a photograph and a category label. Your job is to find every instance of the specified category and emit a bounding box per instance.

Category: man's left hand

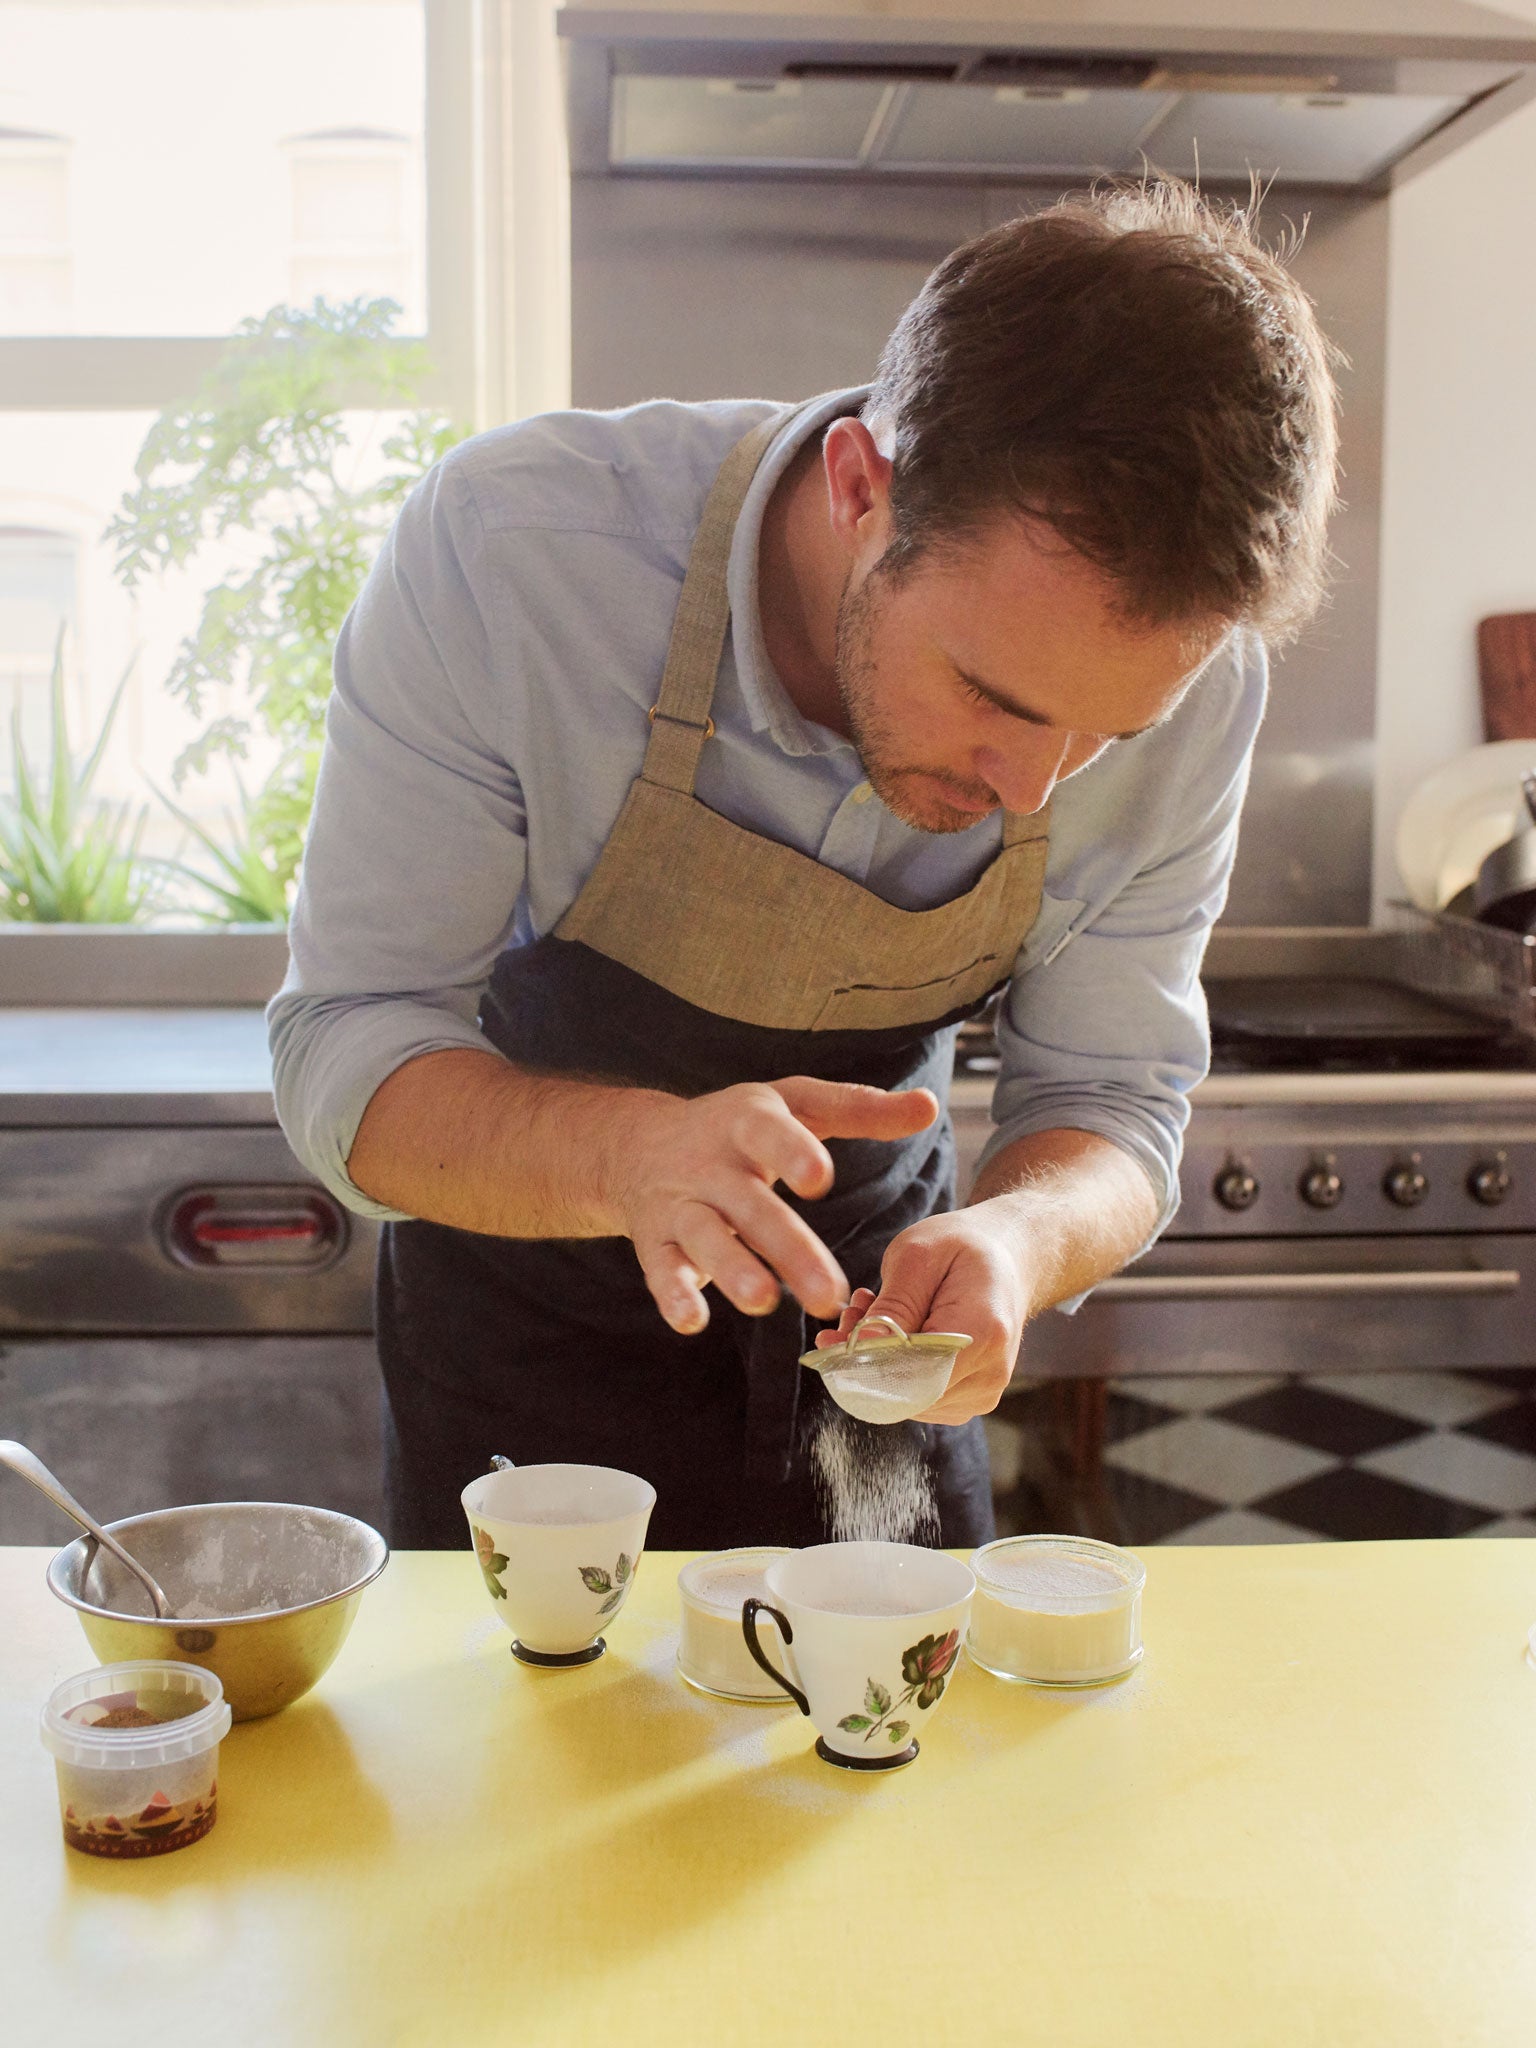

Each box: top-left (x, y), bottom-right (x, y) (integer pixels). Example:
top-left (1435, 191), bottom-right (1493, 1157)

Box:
top-left (812, 1208), bottom-right (1033, 1424)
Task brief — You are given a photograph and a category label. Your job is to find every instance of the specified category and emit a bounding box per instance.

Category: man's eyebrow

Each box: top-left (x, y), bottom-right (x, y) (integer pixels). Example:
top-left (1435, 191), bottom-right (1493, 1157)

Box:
top-left (954, 666), bottom-right (1161, 744)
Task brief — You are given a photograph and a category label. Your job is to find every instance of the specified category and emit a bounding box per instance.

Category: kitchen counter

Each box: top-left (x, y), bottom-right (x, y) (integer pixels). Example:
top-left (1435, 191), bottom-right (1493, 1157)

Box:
top-left (0, 1007), bottom-right (274, 1125)
top-left (11, 1006), bottom-right (1536, 1132)
top-left (4, 1541), bottom-right (1535, 2046)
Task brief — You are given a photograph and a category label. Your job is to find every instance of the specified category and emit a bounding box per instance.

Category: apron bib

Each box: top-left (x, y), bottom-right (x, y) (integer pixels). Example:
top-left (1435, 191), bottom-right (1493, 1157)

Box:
top-left (376, 406), bottom-right (1051, 1550)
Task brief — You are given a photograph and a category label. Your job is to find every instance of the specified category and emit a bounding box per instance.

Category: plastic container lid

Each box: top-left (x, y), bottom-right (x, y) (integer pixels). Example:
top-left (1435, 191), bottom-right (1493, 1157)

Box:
top-left (40, 1661), bottom-right (232, 1771)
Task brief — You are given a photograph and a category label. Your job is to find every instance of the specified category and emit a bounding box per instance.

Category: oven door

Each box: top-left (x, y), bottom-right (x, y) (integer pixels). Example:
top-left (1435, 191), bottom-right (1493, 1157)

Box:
top-left (0, 1124), bottom-right (383, 1544)
top-left (1021, 1233), bottom-right (1536, 1380)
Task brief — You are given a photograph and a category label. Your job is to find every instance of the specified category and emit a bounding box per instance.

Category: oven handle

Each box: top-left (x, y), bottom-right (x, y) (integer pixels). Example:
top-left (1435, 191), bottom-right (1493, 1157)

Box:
top-left (1093, 1268), bottom-right (1521, 1301)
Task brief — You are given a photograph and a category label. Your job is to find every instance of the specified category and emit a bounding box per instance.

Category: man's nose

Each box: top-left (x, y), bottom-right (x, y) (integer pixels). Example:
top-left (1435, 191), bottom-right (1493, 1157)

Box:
top-left (976, 734), bottom-right (1070, 817)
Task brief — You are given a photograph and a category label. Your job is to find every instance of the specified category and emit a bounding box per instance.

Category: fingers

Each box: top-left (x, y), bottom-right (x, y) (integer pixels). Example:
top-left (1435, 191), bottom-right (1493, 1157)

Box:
top-left (858, 1279), bottom-right (930, 1338)
top-left (726, 1181), bottom-right (849, 1319)
top-left (740, 1100), bottom-right (836, 1203)
top-left (638, 1240), bottom-right (712, 1337)
top-left (622, 1079), bottom-right (938, 1338)
top-left (813, 1286), bottom-right (875, 1347)
top-left (773, 1077), bottom-right (939, 1145)
top-left (638, 1196), bottom-right (848, 1328)
top-left (670, 1201), bottom-right (782, 1318)
top-left (913, 1319), bottom-right (1019, 1423)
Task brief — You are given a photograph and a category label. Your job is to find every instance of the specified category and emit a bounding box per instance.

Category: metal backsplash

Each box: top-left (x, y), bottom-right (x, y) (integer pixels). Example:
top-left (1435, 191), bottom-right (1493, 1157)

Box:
top-left (570, 177), bottom-right (1387, 927)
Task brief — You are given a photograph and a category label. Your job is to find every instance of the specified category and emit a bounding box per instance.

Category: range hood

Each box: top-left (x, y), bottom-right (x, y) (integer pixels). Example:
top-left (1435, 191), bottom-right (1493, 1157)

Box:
top-left (558, 0), bottom-right (1536, 190)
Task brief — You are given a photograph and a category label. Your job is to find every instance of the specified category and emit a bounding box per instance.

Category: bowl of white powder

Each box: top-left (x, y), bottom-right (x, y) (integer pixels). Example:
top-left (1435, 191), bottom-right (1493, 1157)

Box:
top-left (799, 1314), bottom-right (970, 1425)
top-left (47, 1502), bottom-right (389, 1720)
top-left (966, 1534), bottom-right (1145, 1687)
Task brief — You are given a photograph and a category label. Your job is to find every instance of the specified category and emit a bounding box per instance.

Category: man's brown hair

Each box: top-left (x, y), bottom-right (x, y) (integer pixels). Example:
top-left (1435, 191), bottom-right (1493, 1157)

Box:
top-left (865, 178), bottom-right (1341, 645)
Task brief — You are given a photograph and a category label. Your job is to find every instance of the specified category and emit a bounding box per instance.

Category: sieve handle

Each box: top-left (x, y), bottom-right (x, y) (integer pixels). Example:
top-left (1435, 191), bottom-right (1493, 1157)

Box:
top-left (849, 1314), bottom-right (909, 1348)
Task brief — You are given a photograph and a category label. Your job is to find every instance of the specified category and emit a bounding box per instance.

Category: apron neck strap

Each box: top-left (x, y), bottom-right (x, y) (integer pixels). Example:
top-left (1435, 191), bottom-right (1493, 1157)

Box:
top-left (641, 407), bottom-right (798, 796)
top-left (639, 405), bottom-right (1057, 851)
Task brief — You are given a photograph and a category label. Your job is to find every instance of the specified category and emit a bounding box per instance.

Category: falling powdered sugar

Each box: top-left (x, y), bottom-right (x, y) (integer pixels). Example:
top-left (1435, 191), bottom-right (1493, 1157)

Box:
top-left (811, 1409), bottom-right (939, 1546)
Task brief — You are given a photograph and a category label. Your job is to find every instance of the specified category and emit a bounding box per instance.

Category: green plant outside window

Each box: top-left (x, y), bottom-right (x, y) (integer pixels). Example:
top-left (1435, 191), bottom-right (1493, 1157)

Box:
top-left (0, 296), bottom-right (465, 929)
top-left (108, 295), bottom-right (465, 924)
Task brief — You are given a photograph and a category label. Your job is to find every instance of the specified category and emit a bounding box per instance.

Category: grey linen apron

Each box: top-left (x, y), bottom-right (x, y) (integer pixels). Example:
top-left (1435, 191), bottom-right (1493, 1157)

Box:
top-left (375, 407), bottom-right (1051, 1550)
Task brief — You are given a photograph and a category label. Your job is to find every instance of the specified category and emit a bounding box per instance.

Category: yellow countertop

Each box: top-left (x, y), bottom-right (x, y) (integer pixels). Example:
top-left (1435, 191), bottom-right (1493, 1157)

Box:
top-left (4, 1540), bottom-right (1535, 2048)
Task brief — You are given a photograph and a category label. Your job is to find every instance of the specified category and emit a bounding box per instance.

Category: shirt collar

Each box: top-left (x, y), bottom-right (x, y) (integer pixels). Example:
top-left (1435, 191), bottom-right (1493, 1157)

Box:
top-left (727, 386), bottom-right (869, 759)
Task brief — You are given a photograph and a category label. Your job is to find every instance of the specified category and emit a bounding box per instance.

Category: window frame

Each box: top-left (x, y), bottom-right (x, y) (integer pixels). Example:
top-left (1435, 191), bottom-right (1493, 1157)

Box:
top-left (0, 0), bottom-right (477, 418)
top-left (0, 0), bottom-right (569, 994)
top-left (285, 128), bottom-right (420, 318)
top-left (0, 524), bottom-right (79, 782)
top-left (0, 128), bottom-right (73, 333)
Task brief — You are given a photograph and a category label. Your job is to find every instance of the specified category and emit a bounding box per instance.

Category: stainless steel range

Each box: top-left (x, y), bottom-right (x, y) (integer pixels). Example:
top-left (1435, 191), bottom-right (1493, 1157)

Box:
top-left (953, 912), bottom-right (1536, 1381)
top-left (0, 991), bottom-right (381, 1545)
top-left (4, 912), bottom-right (1533, 1544)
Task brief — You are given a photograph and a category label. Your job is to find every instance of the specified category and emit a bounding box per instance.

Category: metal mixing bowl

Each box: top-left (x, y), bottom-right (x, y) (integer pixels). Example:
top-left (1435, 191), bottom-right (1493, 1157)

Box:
top-left (47, 1501), bottom-right (389, 1721)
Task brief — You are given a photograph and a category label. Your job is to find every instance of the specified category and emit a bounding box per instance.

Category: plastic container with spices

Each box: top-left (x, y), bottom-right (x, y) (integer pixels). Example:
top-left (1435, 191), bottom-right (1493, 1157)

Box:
top-left (677, 1547), bottom-right (796, 1701)
top-left (40, 1660), bottom-right (231, 1858)
top-left (967, 1534), bottom-right (1145, 1687)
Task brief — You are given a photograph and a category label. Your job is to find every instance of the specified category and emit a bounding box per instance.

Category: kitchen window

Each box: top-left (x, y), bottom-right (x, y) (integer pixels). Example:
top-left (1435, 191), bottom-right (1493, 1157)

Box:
top-left (0, 130), bottom-right (72, 333)
top-left (0, 526), bottom-right (78, 782)
top-left (0, 0), bottom-right (569, 978)
top-left (287, 128), bottom-right (422, 325)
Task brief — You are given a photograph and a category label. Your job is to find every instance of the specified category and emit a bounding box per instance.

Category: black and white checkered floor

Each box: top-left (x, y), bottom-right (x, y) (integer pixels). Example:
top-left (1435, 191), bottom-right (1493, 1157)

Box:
top-left (987, 1368), bottom-right (1536, 1544)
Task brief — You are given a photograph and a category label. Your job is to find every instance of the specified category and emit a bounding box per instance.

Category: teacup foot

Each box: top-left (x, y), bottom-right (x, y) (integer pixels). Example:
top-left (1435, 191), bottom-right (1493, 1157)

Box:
top-left (511, 1638), bottom-right (606, 1668)
top-left (814, 1736), bottom-right (919, 1772)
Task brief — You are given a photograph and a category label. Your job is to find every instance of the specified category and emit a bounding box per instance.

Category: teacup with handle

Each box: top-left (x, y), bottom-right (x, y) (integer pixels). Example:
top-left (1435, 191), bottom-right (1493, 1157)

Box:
top-left (742, 1542), bottom-right (974, 1769)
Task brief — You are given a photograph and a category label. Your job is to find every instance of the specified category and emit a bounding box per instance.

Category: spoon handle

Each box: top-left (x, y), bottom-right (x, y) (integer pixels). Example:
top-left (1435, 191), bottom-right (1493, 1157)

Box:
top-left (0, 1440), bottom-right (174, 1619)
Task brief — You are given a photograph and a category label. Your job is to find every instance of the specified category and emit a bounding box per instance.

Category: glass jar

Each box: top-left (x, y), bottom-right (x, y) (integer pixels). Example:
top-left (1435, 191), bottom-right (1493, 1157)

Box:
top-left (967, 1535), bottom-right (1145, 1687)
top-left (677, 1546), bottom-right (797, 1702)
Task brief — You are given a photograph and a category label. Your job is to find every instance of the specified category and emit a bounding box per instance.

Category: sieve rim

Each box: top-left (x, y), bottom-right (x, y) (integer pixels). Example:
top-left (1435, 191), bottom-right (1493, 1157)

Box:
top-left (798, 1331), bottom-right (971, 1374)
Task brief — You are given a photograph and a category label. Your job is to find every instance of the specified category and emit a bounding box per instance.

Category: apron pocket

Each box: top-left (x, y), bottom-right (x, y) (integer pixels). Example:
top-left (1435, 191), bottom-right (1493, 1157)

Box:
top-left (812, 957), bottom-right (1004, 1032)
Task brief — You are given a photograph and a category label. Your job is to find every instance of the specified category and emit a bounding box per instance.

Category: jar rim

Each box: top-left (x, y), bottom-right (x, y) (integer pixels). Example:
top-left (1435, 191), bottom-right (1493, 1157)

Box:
top-left (971, 1534), bottom-right (1146, 1612)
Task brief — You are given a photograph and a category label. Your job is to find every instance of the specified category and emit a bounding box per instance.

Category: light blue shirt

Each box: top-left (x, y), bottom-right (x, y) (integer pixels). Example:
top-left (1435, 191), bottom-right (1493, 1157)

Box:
top-left (270, 388), bottom-right (1266, 1237)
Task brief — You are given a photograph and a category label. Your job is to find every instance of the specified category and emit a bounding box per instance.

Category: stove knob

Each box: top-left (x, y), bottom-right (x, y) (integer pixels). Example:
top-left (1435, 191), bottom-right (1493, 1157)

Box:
top-left (1469, 1156), bottom-right (1512, 1207)
top-left (1214, 1161), bottom-right (1260, 1212)
top-left (1384, 1157), bottom-right (1430, 1208)
top-left (1300, 1160), bottom-right (1344, 1209)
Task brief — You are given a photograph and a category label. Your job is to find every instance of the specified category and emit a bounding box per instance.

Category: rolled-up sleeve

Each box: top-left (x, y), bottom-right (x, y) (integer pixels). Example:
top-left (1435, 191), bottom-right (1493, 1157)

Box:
top-left (268, 455), bottom-right (528, 1220)
top-left (981, 635), bottom-right (1268, 1253)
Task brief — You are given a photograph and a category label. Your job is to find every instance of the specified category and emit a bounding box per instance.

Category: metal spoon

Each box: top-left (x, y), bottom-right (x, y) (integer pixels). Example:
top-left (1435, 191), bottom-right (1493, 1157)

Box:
top-left (0, 1440), bottom-right (175, 1619)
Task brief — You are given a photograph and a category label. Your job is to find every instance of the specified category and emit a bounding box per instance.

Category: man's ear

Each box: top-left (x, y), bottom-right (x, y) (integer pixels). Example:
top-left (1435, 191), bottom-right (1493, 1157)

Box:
top-left (822, 416), bottom-right (894, 551)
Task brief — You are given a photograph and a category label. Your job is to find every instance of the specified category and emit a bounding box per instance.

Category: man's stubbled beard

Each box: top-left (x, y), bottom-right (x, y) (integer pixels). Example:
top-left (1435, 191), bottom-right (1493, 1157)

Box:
top-left (833, 565), bottom-right (999, 836)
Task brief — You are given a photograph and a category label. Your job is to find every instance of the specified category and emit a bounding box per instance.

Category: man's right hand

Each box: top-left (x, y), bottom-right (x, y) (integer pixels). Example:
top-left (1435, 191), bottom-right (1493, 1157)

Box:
top-left (603, 1077), bottom-right (937, 1336)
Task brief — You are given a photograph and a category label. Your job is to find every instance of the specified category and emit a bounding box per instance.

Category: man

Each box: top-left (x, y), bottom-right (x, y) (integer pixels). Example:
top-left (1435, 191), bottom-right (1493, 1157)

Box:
top-left (270, 179), bottom-right (1339, 1551)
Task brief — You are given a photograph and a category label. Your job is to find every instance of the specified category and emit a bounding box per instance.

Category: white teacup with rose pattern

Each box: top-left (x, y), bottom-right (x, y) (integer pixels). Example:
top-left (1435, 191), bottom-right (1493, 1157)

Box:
top-left (742, 1542), bottom-right (974, 1769)
top-left (462, 1462), bottom-right (656, 1667)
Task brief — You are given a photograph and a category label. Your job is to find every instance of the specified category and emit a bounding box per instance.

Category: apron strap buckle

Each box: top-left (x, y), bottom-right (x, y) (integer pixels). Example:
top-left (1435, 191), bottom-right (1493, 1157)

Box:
top-left (648, 703), bottom-right (716, 741)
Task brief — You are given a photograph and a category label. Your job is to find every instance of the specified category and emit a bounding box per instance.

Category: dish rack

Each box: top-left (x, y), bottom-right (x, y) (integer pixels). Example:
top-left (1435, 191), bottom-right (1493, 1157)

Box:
top-left (1386, 900), bottom-right (1536, 1042)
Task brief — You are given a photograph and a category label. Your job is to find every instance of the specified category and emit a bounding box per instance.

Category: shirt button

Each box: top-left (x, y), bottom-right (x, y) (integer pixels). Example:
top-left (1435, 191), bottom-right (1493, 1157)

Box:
top-left (851, 782), bottom-right (873, 804)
